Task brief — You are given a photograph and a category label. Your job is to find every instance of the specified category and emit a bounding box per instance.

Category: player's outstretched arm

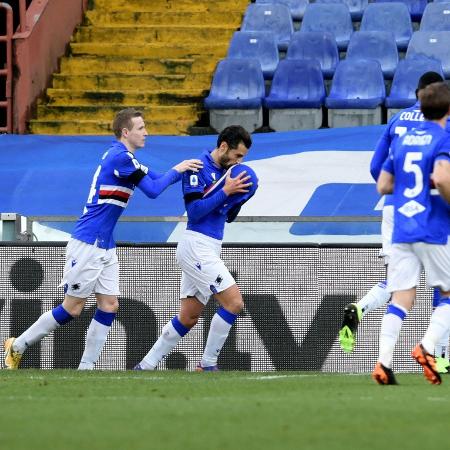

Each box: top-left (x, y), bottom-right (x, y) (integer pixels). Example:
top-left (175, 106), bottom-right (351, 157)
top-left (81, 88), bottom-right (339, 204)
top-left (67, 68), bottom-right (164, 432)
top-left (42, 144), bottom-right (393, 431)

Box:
top-left (433, 160), bottom-right (450, 203)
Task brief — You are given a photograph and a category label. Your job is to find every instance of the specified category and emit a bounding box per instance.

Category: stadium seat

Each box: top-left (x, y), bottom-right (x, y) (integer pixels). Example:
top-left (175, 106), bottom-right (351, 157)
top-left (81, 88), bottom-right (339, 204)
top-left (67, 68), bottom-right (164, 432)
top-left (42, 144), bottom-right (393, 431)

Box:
top-left (360, 2), bottom-right (412, 51)
top-left (325, 59), bottom-right (385, 127)
top-left (255, 0), bottom-right (309, 20)
top-left (227, 31), bottom-right (279, 79)
top-left (385, 56), bottom-right (444, 115)
top-left (264, 59), bottom-right (326, 130)
top-left (372, 0), bottom-right (427, 21)
top-left (346, 31), bottom-right (398, 79)
top-left (204, 58), bottom-right (265, 133)
top-left (300, 3), bottom-right (353, 50)
top-left (286, 31), bottom-right (338, 79)
top-left (241, 3), bottom-right (294, 51)
top-left (406, 31), bottom-right (450, 78)
top-left (420, 2), bottom-right (450, 31)
top-left (314, 0), bottom-right (369, 21)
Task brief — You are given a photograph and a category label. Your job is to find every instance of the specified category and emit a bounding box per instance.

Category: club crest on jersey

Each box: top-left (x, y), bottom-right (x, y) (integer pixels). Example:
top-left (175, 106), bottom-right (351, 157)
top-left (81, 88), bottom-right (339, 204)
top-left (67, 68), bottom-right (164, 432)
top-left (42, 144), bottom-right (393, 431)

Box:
top-left (215, 275), bottom-right (223, 285)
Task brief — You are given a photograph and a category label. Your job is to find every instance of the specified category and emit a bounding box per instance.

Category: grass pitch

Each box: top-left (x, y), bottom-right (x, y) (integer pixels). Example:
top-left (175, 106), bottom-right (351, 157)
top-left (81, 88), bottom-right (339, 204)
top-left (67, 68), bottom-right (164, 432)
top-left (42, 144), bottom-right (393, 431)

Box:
top-left (1, 370), bottom-right (450, 450)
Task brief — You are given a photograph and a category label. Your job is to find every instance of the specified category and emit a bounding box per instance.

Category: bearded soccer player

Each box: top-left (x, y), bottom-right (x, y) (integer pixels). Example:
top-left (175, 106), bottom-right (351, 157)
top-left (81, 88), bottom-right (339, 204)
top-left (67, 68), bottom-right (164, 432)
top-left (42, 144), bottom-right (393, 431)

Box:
top-left (4, 108), bottom-right (202, 370)
top-left (134, 125), bottom-right (258, 371)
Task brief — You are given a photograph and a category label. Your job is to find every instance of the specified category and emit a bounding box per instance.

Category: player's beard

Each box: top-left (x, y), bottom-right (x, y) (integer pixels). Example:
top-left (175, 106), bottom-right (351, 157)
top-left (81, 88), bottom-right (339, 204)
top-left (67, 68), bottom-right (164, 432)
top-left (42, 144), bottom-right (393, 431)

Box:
top-left (218, 152), bottom-right (233, 169)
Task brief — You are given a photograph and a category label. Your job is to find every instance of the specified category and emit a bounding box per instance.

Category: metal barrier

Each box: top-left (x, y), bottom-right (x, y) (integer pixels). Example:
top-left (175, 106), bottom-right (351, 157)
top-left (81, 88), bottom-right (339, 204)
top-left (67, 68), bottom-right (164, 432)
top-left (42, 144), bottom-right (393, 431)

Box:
top-left (0, 2), bottom-right (13, 133)
top-left (19, 0), bottom-right (27, 33)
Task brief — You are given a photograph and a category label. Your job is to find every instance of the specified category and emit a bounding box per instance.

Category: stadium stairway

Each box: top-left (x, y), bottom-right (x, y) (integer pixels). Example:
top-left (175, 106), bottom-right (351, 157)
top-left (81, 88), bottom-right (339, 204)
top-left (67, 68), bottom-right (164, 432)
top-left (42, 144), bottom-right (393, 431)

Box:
top-left (29, 0), bottom-right (248, 135)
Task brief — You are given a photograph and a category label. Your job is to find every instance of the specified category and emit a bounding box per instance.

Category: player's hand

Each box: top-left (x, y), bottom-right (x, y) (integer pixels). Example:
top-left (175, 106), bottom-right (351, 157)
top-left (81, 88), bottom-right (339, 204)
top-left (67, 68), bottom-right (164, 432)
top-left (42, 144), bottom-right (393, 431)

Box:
top-left (173, 159), bottom-right (203, 173)
top-left (223, 170), bottom-right (252, 196)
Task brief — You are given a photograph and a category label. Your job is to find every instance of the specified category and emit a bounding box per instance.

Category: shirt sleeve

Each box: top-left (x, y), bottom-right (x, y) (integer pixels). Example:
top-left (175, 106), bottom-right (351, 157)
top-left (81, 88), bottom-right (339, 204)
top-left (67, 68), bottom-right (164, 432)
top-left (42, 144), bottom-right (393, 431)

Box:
top-left (136, 169), bottom-right (181, 199)
top-left (112, 151), bottom-right (143, 179)
top-left (370, 123), bottom-right (392, 181)
top-left (382, 149), bottom-right (395, 175)
top-left (436, 135), bottom-right (450, 162)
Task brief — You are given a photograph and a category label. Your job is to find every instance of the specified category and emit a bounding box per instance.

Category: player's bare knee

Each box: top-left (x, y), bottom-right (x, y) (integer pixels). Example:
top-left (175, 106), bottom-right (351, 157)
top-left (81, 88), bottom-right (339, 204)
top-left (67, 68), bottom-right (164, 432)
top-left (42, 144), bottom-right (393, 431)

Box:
top-left (96, 295), bottom-right (119, 313)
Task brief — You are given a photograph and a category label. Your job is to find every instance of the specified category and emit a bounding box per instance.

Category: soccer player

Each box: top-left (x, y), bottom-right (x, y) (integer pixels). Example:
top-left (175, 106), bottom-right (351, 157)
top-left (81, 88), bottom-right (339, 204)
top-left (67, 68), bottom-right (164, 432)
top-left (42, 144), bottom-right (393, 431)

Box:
top-left (4, 108), bottom-right (203, 370)
top-left (372, 82), bottom-right (450, 385)
top-left (134, 125), bottom-right (257, 371)
top-left (338, 72), bottom-right (448, 362)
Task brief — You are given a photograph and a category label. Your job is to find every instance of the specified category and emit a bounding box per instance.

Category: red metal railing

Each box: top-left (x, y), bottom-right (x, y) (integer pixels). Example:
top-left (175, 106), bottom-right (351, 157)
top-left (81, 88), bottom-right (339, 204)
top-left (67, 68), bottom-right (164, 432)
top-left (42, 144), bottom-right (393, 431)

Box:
top-left (19, 0), bottom-right (27, 33)
top-left (0, 2), bottom-right (13, 133)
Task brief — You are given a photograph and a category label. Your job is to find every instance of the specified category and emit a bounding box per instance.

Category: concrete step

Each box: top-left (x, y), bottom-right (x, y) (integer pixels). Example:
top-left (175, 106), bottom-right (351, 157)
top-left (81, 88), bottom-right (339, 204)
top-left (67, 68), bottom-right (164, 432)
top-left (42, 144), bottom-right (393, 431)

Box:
top-left (60, 56), bottom-right (218, 75)
top-left (36, 105), bottom-right (201, 121)
top-left (52, 73), bottom-right (213, 90)
top-left (70, 42), bottom-right (227, 58)
top-left (29, 119), bottom-right (196, 135)
top-left (75, 26), bottom-right (235, 44)
top-left (45, 88), bottom-right (208, 106)
top-left (85, 10), bottom-right (243, 26)
top-left (91, 0), bottom-right (249, 13)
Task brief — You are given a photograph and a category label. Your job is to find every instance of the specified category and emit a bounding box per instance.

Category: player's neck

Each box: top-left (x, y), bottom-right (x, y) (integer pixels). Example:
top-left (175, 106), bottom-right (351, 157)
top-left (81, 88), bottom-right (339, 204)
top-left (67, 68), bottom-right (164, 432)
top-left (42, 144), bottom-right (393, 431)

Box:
top-left (210, 148), bottom-right (222, 168)
top-left (119, 138), bottom-right (137, 154)
top-left (430, 116), bottom-right (448, 129)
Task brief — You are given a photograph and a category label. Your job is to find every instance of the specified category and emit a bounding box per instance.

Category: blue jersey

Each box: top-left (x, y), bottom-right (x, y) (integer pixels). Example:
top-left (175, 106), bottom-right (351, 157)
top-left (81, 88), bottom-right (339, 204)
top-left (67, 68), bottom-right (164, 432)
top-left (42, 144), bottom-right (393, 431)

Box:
top-left (182, 150), bottom-right (230, 240)
top-left (371, 102), bottom-right (425, 206)
top-left (73, 141), bottom-right (180, 249)
top-left (382, 121), bottom-right (450, 244)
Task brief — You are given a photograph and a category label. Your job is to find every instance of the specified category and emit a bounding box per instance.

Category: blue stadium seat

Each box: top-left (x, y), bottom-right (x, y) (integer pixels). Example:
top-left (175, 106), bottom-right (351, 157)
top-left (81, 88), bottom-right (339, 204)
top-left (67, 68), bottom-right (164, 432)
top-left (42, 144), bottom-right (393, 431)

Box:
top-left (242, 3), bottom-right (294, 51)
top-left (385, 56), bottom-right (444, 109)
top-left (346, 31), bottom-right (398, 78)
top-left (372, 0), bottom-right (427, 21)
top-left (314, 0), bottom-right (368, 21)
top-left (286, 31), bottom-right (339, 79)
top-left (406, 31), bottom-right (450, 78)
top-left (360, 2), bottom-right (412, 50)
top-left (264, 59), bottom-right (326, 130)
top-left (227, 31), bottom-right (279, 79)
top-left (420, 2), bottom-right (450, 31)
top-left (255, 0), bottom-right (309, 20)
top-left (204, 58), bottom-right (265, 132)
top-left (300, 3), bottom-right (353, 50)
top-left (326, 59), bottom-right (385, 127)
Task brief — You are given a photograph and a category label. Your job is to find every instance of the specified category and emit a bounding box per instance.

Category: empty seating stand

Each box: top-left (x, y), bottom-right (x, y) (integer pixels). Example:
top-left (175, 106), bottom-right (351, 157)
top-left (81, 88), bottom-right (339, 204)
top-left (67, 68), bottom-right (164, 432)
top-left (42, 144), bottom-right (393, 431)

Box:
top-left (315, 0), bottom-right (369, 21)
top-left (256, 0), bottom-right (310, 20)
top-left (287, 31), bottom-right (339, 79)
top-left (301, 3), bottom-right (353, 50)
top-left (373, 0), bottom-right (427, 21)
top-left (204, 58), bottom-right (265, 133)
top-left (406, 31), bottom-right (450, 78)
top-left (241, 3), bottom-right (294, 50)
top-left (385, 56), bottom-right (444, 118)
top-left (346, 31), bottom-right (398, 78)
top-left (325, 59), bottom-right (385, 127)
top-left (264, 59), bottom-right (326, 131)
top-left (420, 2), bottom-right (450, 31)
top-left (360, 2), bottom-right (412, 50)
top-left (228, 31), bottom-right (279, 79)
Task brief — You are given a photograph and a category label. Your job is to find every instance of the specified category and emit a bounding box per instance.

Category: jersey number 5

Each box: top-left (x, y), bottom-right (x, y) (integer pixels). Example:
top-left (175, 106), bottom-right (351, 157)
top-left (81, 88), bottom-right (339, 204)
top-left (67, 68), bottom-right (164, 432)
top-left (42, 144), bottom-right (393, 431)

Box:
top-left (403, 152), bottom-right (423, 198)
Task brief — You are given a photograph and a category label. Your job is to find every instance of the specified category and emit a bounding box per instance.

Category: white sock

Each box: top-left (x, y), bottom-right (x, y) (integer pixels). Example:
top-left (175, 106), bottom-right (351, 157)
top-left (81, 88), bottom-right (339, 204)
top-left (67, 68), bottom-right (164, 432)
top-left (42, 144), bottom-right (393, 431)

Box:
top-left (422, 303), bottom-right (450, 355)
top-left (435, 331), bottom-right (449, 359)
top-left (378, 304), bottom-right (408, 369)
top-left (201, 308), bottom-right (237, 368)
top-left (13, 310), bottom-right (61, 353)
top-left (358, 282), bottom-right (391, 317)
top-left (78, 309), bottom-right (115, 370)
top-left (140, 317), bottom-right (189, 370)
top-left (78, 322), bottom-right (111, 370)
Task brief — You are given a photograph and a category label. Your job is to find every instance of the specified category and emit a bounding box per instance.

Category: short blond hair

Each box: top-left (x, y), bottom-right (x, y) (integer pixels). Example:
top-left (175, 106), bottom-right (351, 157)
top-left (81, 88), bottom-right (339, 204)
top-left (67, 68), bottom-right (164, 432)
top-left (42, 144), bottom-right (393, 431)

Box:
top-left (112, 108), bottom-right (143, 138)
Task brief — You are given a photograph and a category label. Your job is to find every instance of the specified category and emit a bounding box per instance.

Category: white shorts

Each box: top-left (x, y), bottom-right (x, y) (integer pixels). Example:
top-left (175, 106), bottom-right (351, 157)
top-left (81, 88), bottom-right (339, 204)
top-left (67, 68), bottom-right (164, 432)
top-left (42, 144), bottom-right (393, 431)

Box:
top-left (176, 230), bottom-right (235, 305)
top-left (387, 242), bottom-right (450, 292)
top-left (379, 204), bottom-right (394, 265)
top-left (58, 238), bottom-right (120, 298)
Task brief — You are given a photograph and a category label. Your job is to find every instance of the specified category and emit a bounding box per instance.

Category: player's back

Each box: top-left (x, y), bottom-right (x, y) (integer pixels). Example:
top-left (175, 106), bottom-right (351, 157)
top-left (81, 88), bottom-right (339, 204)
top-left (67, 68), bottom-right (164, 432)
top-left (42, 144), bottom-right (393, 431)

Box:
top-left (390, 121), bottom-right (450, 245)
